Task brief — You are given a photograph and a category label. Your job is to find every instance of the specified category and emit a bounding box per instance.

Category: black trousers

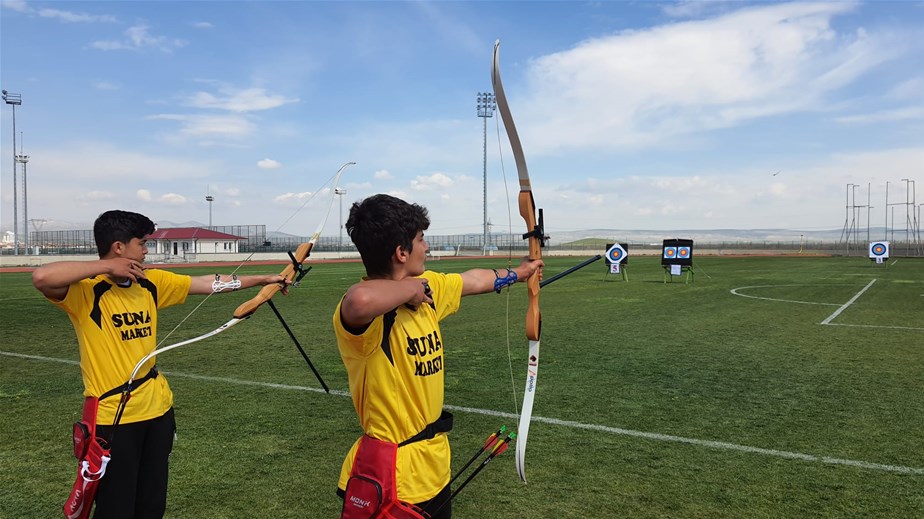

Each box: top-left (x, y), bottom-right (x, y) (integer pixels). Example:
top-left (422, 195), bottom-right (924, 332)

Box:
top-left (93, 407), bottom-right (176, 519)
top-left (416, 484), bottom-right (451, 519)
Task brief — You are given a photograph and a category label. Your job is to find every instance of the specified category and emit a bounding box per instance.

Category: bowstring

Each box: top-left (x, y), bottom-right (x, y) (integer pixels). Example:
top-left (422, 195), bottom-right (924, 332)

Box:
top-left (153, 168), bottom-right (345, 349)
top-left (493, 108), bottom-right (521, 424)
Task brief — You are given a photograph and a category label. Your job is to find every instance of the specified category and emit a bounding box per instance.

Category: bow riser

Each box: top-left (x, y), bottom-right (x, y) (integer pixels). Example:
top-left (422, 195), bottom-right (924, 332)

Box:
top-left (519, 191), bottom-right (542, 341)
top-left (232, 241), bottom-right (315, 319)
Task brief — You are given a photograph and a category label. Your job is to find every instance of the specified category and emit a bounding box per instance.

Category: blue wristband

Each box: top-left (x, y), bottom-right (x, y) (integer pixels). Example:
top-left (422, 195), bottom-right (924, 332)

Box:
top-left (493, 269), bottom-right (518, 293)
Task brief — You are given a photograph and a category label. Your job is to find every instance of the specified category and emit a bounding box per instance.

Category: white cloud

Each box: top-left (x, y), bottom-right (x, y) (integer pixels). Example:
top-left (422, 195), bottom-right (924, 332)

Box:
top-left (136, 189), bottom-right (152, 201)
top-left (1, 1), bottom-right (117, 22)
top-left (90, 25), bottom-right (187, 52)
top-left (2, 0), bottom-right (29, 13)
top-left (94, 81), bottom-right (119, 90)
top-left (374, 169), bottom-right (393, 180)
top-left (146, 114), bottom-right (255, 138)
top-left (410, 172), bottom-right (454, 191)
top-left (518, 2), bottom-right (898, 154)
top-left (257, 158), bottom-right (282, 169)
top-left (160, 193), bottom-right (188, 205)
top-left (835, 106), bottom-right (924, 124)
top-left (192, 21), bottom-right (214, 29)
top-left (273, 191), bottom-right (314, 205)
top-left (186, 87), bottom-right (298, 112)
top-left (38, 7), bottom-right (117, 23)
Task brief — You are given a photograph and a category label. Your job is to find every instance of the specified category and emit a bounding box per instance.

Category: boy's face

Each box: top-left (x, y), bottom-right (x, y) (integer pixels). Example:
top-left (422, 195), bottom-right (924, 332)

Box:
top-left (115, 237), bottom-right (149, 262)
top-left (407, 230), bottom-right (429, 276)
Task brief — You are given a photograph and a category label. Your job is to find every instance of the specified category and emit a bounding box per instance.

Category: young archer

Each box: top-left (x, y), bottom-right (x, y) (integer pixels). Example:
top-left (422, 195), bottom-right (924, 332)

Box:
top-left (33, 210), bottom-right (290, 519)
top-left (334, 194), bottom-right (542, 518)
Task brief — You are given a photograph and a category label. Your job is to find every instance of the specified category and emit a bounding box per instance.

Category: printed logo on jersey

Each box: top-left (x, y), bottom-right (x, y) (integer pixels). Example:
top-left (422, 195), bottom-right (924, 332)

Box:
top-left (112, 310), bottom-right (153, 341)
top-left (406, 330), bottom-right (443, 377)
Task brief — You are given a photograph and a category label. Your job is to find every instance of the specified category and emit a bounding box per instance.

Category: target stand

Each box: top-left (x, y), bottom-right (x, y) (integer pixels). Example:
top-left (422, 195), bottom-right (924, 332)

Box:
top-left (868, 241), bottom-right (890, 266)
top-left (661, 238), bottom-right (694, 284)
top-left (663, 264), bottom-right (693, 284)
top-left (603, 242), bottom-right (629, 282)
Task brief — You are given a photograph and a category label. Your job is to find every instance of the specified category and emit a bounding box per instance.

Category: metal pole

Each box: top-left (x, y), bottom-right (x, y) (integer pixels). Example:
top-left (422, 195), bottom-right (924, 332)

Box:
top-left (335, 187), bottom-right (346, 258)
top-left (866, 183), bottom-right (870, 244)
top-left (16, 150), bottom-right (29, 253)
top-left (477, 92), bottom-right (495, 254)
top-left (885, 181), bottom-right (889, 241)
top-left (205, 187), bottom-right (214, 228)
top-left (3, 90), bottom-right (22, 255)
top-left (902, 178), bottom-right (911, 244)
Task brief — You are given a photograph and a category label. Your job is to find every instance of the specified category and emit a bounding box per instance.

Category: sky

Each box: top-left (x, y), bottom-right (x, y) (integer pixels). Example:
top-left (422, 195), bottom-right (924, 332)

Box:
top-left (1, 0), bottom-right (922, 240)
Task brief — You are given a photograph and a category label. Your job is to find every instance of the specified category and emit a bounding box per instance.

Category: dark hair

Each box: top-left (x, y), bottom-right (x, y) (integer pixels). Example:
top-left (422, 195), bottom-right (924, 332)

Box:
top-left (93, 210), bottom-right (156, 257)
top-left (346, 194), bottom-right (430, 277)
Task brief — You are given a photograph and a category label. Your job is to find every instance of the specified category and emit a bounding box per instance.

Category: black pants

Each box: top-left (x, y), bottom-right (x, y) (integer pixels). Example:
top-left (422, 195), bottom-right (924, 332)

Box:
top-left (93, 408), bottom-right (176, 519)
top-left (416, 484), bottom-right (451, 519)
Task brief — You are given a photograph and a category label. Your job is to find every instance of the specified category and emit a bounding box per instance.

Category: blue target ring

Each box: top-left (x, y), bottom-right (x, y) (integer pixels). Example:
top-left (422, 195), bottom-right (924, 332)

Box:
top-left (678, 246), bottom-right (691, 258)
top-left (871, 243), bottom-right (887, 256)
top-left (663, 247), bottom-right (677, 259)
top-left (606, 244), bottom-right (626, 263)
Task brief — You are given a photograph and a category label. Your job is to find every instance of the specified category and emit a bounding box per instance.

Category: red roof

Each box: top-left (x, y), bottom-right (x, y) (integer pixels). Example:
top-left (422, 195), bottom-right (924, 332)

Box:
top-left (147, 227), bottom-right (245, 240)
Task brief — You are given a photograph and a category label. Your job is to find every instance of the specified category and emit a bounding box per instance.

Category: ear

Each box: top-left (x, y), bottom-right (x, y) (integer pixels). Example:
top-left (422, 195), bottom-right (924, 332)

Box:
top-left (110, 241), bottom-right (126, 257)
top-left (394, 244), bottom-right (409, 265)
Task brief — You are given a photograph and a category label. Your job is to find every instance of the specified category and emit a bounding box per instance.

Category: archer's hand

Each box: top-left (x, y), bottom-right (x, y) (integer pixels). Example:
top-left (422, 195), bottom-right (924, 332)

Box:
top-left (516, 257), bottom-right (544, 282)
top-left (404, 278), bottom-right (433, 310)
top-left (107, 257), bottom-right (147, 282)
top-left (270, 275), bottom-right (292, 295)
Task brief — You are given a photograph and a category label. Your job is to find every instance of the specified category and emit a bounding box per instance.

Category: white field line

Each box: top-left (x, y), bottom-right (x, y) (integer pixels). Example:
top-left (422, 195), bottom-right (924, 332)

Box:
top-left (824, 322), bottom-right (924, 331)
top-left (820, 279), bottom-right (877, 325)
top-left (729, 285), bottom-right (841, 306)
top-left (3, 350), bottom-right (922, 476)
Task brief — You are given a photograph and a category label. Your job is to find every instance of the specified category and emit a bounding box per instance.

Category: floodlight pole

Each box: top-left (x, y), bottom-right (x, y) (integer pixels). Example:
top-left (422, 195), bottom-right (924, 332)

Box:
top-left (884, 181), bottom-right (889, 241)
top-left (477, 92), bottom-right (495, 254)
top-left (901, 178), bottom-right (912, 244)
top-left (16, 151), bottom-right (30, 253)
top-left (335, 187), bottom-right (347, 257)
top-left (205, 186), bottom-right (214, 228)
top-left (3, 90), bottom-right (22, 255)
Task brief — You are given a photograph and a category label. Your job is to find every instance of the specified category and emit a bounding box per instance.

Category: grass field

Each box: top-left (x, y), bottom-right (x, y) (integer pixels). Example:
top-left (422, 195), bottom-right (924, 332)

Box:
top-left (1, 254), bottom-right (922, 518)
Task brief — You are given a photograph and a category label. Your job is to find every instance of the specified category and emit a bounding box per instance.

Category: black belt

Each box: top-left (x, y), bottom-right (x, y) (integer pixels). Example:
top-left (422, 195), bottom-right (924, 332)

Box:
top-left (398, 411), bottom-right (453, 447)
top-left (100, 366), bottom-right (159, 401)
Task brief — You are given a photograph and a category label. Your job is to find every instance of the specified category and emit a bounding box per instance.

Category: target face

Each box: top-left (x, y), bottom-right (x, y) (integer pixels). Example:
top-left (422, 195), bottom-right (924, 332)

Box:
top-left (868, 241), bottom-right (889, 259)
top-left (677, 246), bottom-right (691, 259)
top-left (663, 247), bottom-right (677, 259)
top-left (606, 243), bottom-right (627, 263)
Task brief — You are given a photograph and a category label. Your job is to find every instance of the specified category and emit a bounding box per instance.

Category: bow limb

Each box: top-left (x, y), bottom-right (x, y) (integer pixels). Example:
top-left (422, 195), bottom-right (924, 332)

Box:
top-left (493, 40), bottom-right (543, 484)
top-left (120, 162), bottom-right (355, 400)
top-left (233, 161), bottom-right (355, 319)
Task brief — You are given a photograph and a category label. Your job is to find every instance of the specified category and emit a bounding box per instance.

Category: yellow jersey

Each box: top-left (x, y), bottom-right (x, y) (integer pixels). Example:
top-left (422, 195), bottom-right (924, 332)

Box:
top-left (334, 271), bottom-right (463, 503)
top-left (51, 269), bottom-right (191, 424)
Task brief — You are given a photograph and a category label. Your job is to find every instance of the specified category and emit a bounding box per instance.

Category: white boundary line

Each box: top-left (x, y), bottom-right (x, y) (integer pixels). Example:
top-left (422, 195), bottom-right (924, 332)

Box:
top-left (731, 281), bottom-right (923, 331)
top-left (3, 350), bottom-right (922, 476)
top-left (820, 279), bottom-right (877, 325)
top-left (729, 285), bottom-right (841, 306)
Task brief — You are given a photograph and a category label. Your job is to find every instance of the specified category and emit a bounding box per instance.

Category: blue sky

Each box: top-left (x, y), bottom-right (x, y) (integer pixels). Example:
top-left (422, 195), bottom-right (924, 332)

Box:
top-left (1, 1), bottom-right (922, 239)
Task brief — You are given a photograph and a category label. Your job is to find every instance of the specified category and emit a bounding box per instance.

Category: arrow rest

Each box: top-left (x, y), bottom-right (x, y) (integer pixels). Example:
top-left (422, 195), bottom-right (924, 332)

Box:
top-left (521, 208), bottom-right (549, 247)
top-left (286, 250), bottom-right (313, 286)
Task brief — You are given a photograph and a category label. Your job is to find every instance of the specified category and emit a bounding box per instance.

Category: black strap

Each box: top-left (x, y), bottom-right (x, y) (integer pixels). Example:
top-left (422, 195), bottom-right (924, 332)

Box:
top-left (99, 366), bottom-right (159, 401)
top-left (398, 411), bottom-right (454, 447)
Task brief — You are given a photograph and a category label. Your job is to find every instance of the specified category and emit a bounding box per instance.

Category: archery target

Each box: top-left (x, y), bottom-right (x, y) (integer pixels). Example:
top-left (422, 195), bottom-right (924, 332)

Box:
top-left (868, 241), bottom-right (889, 259)
top-left (605, 243), bottom-right (628, 264)
top-left (662, 238), bottom-right (694, 266)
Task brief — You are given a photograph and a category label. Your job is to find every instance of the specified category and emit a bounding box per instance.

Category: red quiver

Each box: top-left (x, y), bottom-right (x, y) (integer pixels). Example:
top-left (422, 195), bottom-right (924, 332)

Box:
top-left (341, 436), bottom-right (428, 519)
top-left (63, 397), bottom-right (111, 519)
